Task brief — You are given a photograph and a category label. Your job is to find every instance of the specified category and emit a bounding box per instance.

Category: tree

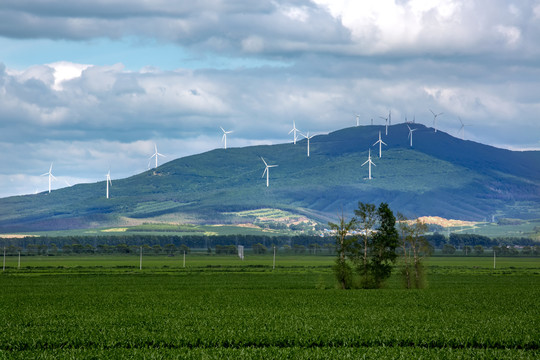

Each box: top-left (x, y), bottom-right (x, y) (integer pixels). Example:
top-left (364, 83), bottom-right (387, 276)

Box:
top-left (354, 202), bottom-right (377, 285)
top-left (329, 203), bottom-right (399, 290)
top-left (369, 203), bottom-right (399, 288)
top-left (252, 243), bottom-right (267, 254)
top-left (474, 245), bottom-right (484, 255)
top-left (442, 244), bottom-right (456, 254)
top-left (165, 244), bottom-right (176, 255)
top-left (152, 245), bottom-right (162, 254)
top-left (398, 214), bottom-right (430, 289)
top-left (328, 213), bottom-right (356, 289)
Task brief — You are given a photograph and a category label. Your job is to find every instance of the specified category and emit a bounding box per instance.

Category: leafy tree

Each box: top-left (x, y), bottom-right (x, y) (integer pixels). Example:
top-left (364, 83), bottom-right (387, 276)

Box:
top-left (398, 214), bottom-right (430, 289)
top-left (353, 202), bottom-right (377, 285)
top-left (252, 243), bottom-right (267, 254)
top-left (179, 244), bottom-right (190, 254)
top-left (474, 245), bottom-right (484, 255)
top-left (152, 245), bottom-right (162, 254)
top-left (330, 203), bottom-right (399, 289)
top-left (165, 244), bottom-right (176, 255)
top-left (369, 203), bottom-right (399, 288)
top-left (328, 213), bottom-right (356, 289)
top-left (442, 244), bottom-right (456, 254)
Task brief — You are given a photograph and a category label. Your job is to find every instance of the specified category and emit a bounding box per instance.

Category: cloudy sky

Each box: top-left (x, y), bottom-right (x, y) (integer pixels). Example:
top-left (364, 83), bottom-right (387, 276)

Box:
top-left (1, 0), bottom-right (540, 198)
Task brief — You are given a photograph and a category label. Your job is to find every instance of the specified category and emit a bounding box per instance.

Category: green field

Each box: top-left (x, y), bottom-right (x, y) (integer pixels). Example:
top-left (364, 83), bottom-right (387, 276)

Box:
top-left (1, 255), bottom-right (539, 359)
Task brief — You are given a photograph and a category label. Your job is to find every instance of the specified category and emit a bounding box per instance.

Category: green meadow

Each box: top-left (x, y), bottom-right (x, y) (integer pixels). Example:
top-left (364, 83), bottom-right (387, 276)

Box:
top-left (1, 255), bottom-right (539, 359)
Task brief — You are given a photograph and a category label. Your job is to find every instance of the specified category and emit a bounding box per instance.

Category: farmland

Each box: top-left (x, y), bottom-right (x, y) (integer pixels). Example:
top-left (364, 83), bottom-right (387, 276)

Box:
top-left (0, 255), bottom-right (539, 359)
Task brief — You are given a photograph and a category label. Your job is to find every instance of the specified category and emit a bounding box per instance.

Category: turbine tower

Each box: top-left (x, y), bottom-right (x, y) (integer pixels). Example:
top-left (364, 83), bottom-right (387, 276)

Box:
top-left (361, 149), bottom-right (376, 180)
top-left (429, 109), bottom-right (443, 132)
top-left (149, 144), bottom-right (166, 169)
top-left (355, 114), bottom-right (360, 127)
top-left (373, 131), bottom-right (387, 158)
top-left (41, 163), bottom-right (57, 193)
top-left (407, 124), bottom-right (417, 147)
top-left (261, 157), bottom-right (278, 187)
top-left (458, 117), bottom-right (471, 140)
top-left (379, 115), bottom-right (389, 135)
top-left (288, 120), bottom-right (300, 144)
top-left (301, 131), bottom-right (314, 157)
top-left (106, 170), bottom-right (112, 199)
top-left (220, 127), bottom-right (233, 149)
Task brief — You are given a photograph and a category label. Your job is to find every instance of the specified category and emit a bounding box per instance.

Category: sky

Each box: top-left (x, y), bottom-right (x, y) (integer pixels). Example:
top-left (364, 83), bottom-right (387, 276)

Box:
top-left (1, 0), bottom-right (540, 198)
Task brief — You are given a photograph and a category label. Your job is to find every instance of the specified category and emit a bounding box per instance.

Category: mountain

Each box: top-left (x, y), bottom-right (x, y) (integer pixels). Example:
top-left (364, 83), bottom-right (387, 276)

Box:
top-left (1, 124), bottom-right (539, 232)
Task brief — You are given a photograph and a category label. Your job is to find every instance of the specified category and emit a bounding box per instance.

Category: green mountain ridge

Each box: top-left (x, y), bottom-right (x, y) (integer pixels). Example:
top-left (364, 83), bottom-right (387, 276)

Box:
top-left (1, 124), bottom-right (539, 232)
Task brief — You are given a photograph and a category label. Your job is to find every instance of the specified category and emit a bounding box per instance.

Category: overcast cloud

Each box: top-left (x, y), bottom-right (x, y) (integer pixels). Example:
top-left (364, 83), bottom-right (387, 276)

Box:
top-left (1, 0), bottom-right (539, 198)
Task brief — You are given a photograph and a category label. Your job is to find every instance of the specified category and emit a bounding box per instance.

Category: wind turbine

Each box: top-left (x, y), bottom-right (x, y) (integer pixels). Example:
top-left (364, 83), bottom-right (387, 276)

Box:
top-left (429, 109), bottom-right (443, 132)
top-left (301, 131), bottom-right (314, 157)
top-left (288, 121), bottom-right (300, 144)
top-left (373, 131), bottom-right (387, 158)
top-left (458, 117), bottom-right (471, 140)
top-left (41, 163), bottom-right (57, 193)
top-left (148, 144), bottom-right (166, 169)
top-left (379, 115), bottom-right (389, 135)
top-left (355, 114), bottom-right (360, 127)
top-left (361, 149), bottom-right (376, 180)
top-left (407, 124), bottom-right (417, 147)
top-left (261, 157), bottom-right (278, 187)
top-left (106, 170), bottom-right (112, 199)
top-left (221, 127), bottom-right (233, 149)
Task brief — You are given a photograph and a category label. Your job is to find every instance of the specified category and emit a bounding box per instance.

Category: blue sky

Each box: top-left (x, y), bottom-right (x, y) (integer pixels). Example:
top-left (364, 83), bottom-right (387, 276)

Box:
top-left (1, 0), bottom-right (540, 198)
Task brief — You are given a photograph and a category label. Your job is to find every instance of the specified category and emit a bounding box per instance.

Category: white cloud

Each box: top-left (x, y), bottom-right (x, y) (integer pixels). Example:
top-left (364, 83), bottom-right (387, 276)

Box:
top-left (47, 61), bottom-right (91, 91)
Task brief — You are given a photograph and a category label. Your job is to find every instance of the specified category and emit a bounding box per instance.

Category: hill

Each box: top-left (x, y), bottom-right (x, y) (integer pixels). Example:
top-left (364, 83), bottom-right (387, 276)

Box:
top-left (1, 123), bottom-right (539, 232)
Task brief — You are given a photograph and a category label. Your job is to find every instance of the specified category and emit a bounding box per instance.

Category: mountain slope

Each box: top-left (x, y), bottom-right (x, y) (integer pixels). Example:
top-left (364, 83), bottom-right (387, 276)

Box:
top-left (1, 124), bottom-right (539, 232)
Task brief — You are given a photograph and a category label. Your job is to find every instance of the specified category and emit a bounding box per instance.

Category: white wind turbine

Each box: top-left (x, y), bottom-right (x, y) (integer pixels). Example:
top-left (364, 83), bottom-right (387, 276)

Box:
top-left (373, 131), bottom-right (387, 158)
top-left (106, 170), bottom-right (112, 199)
top-left (361, 149), bottom-right (376, 180)
top-left (221, 127), bottom-right (233, 149)
top-left (261, 157), bottom-right (278, 187)
top-left (301, 131), bottom-right (314, 157)
top-left (148, 144), bottom-right (166, 169)
top-left (41, 163), bottom-right (57, 193)
top-left (288, 120), bottom-right (300, 144)
top-left (355, 114), bottom-right (360, 127)
top-left (379, 115), bottom-right (389, 135)
top-left (429, 109), bottom-right (443, 132)
top-left (458, 117), bottom-right (471, 140)
top-left (407, 124), bottom-right (417, 147)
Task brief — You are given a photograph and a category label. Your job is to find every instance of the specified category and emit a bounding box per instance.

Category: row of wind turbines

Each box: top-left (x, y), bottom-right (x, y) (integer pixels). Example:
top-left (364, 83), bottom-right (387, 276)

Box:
top-left (40, 109), bottom-right (471, 195)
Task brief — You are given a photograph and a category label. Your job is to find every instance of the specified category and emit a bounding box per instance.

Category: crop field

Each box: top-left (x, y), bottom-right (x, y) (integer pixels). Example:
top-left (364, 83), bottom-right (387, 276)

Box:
top-left (0, 256), bottom-right (539, 359)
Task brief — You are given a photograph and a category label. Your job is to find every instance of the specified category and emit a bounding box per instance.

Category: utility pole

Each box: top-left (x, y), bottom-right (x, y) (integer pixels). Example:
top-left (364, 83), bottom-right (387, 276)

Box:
top-left (273, 246), bottom-right (276, 270)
